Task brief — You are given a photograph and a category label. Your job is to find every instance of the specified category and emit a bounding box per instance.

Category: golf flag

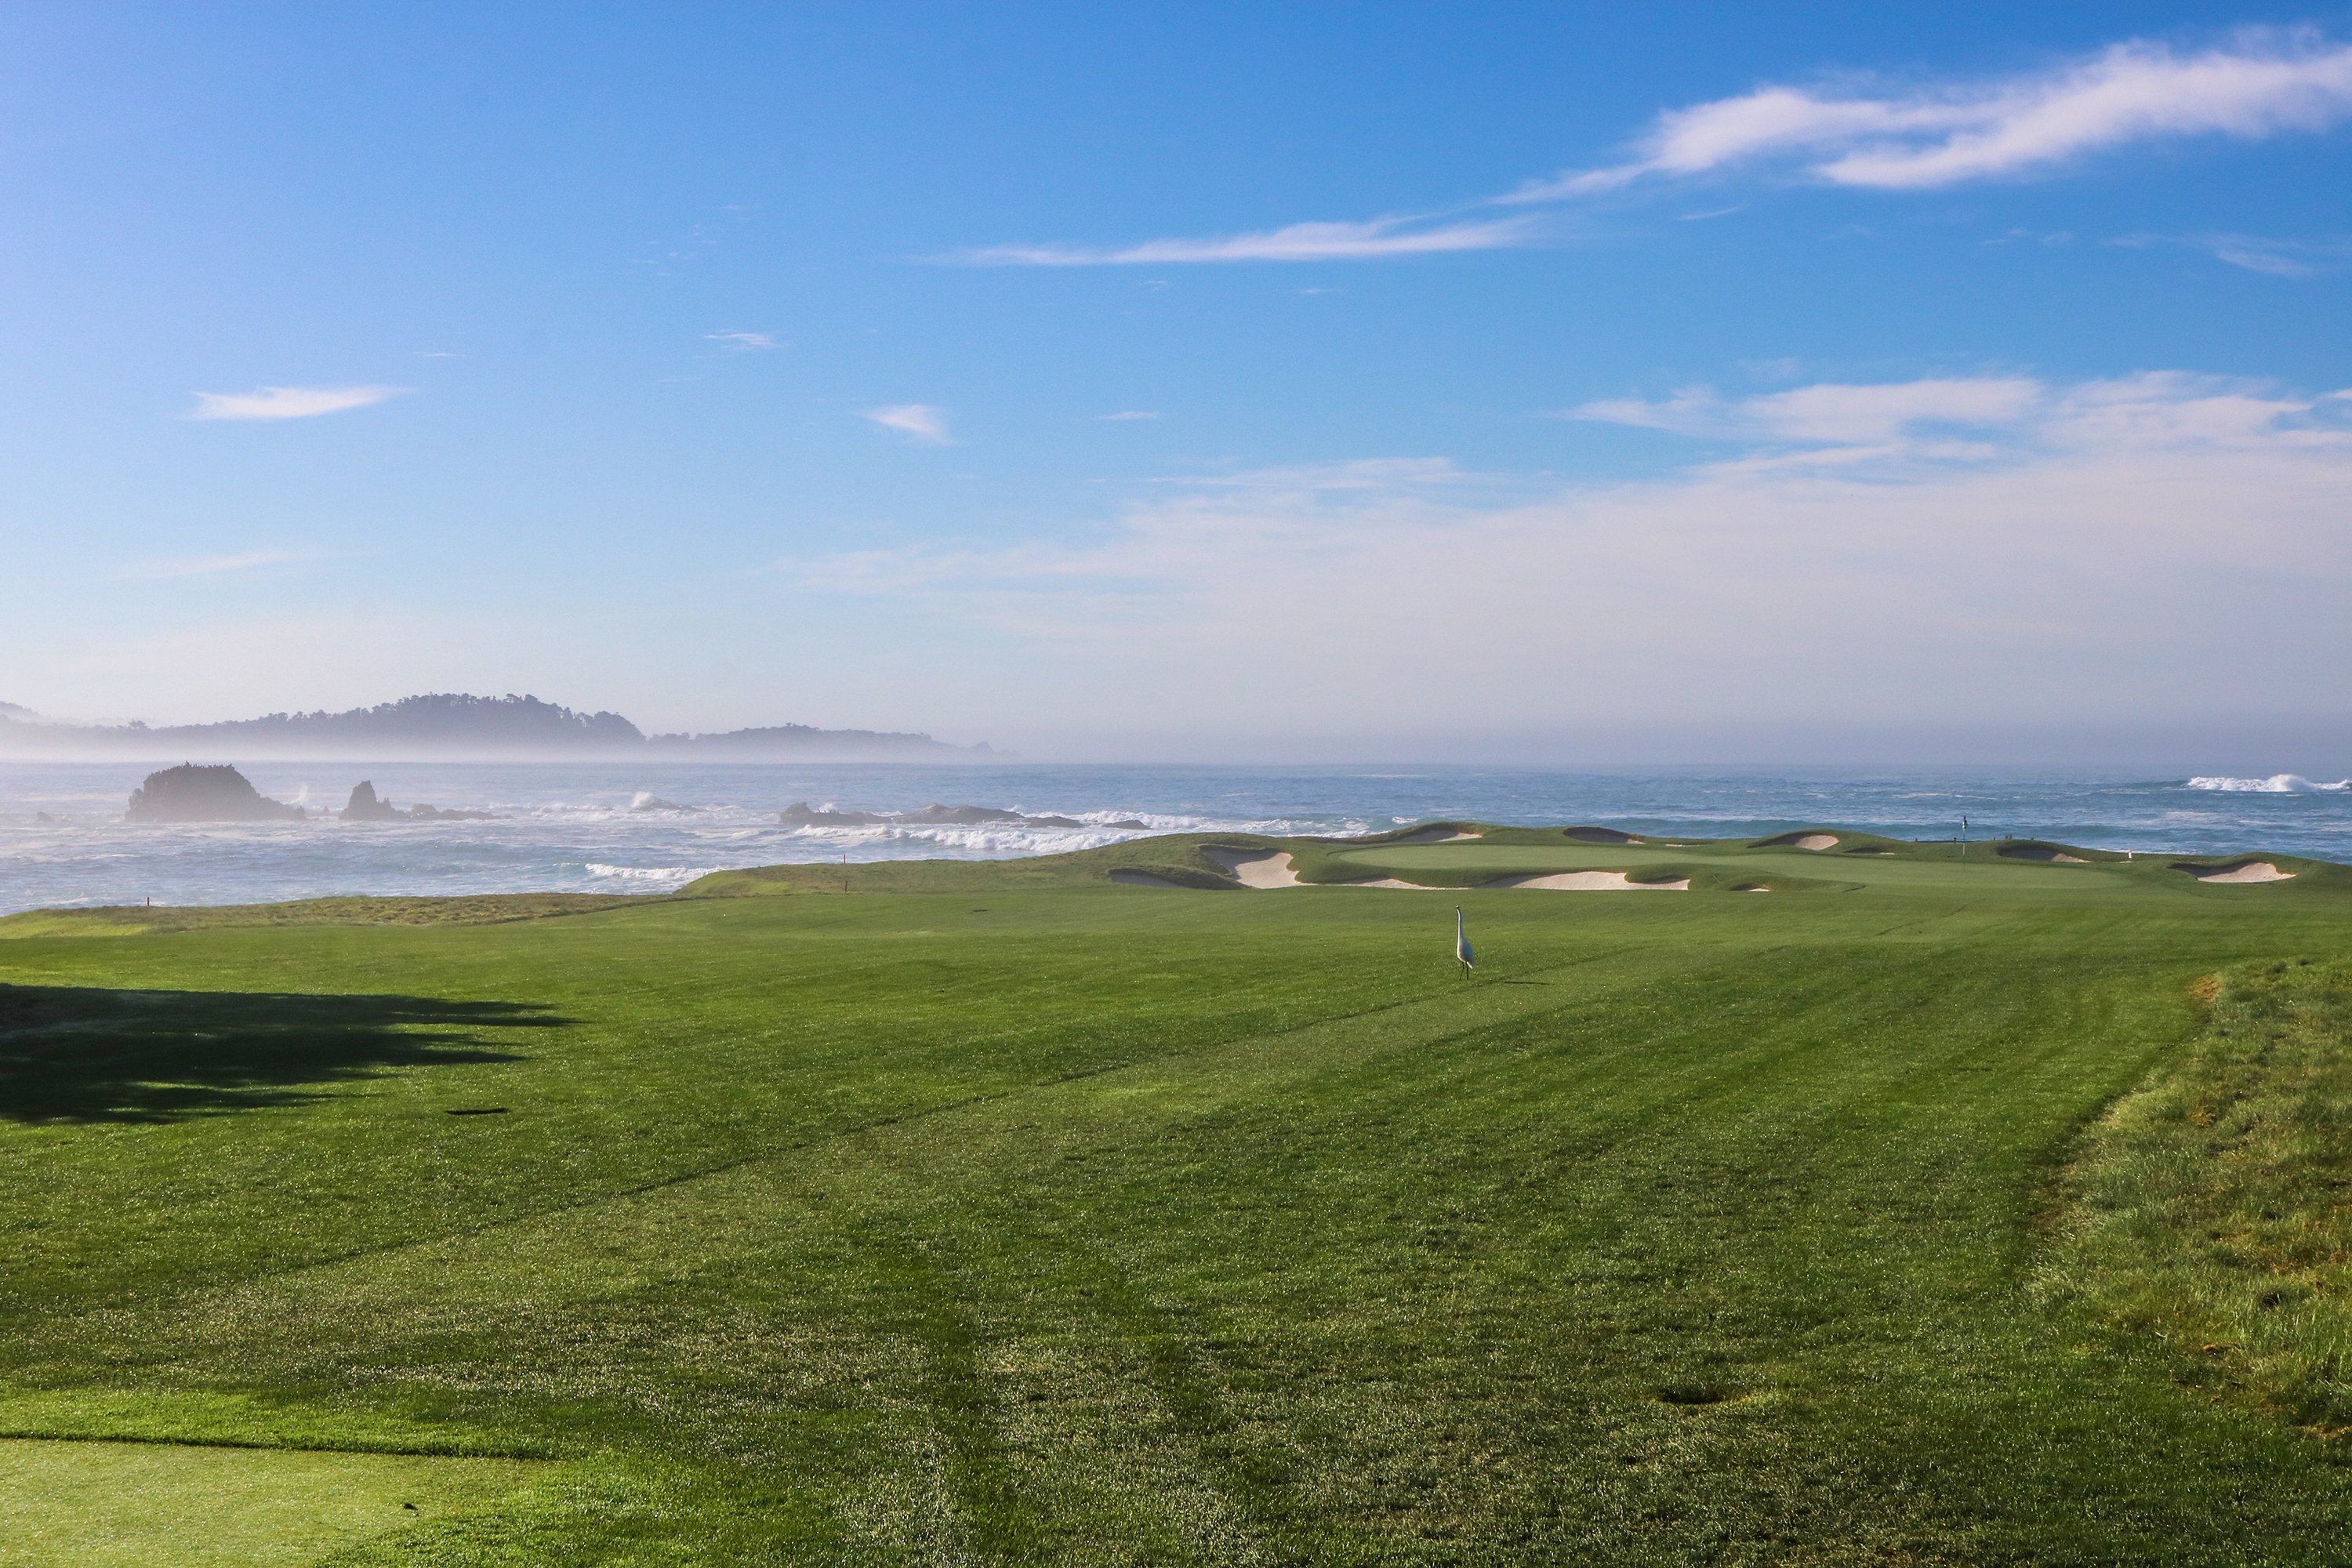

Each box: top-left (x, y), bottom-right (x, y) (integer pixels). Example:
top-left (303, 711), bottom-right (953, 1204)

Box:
top-left (1455, 906), bottom-right (1474, 971)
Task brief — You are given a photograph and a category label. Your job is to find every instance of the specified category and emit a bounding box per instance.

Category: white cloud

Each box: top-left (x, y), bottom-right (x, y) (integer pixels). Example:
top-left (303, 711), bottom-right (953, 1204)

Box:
top-left (1517, 32), bottom-right (2352, 197)
top-left (705, 330), bottom-right (781, 350)
top-left (2201, 237), bottom-right (2321, 276)
top-left (1569, 372), bottom-right (2326, 467)
top-left (771, 372), bottom-right (2352, 734)
top-left (2117, 231), bottom-right (2349, 276)
top-left (862, 404), bottom-right (953, 445)
top-left (115, 549), bottom-right (309, 582)
top-left (962, 33), bottom-right (2352, 270)
top-left (186, 385), bottom-right (406, 421)
top-left (1571, 376), bottom-right (2045, 453)
top-left (959, 215), bottom-right (1536, 267)
top-left (1098, 410), bottom-right (1161, 421)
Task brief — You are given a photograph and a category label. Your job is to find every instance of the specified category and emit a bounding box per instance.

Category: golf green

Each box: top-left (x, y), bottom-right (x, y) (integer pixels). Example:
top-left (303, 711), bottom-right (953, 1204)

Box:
top-left (1, 825), bottom-right (2347, 1563)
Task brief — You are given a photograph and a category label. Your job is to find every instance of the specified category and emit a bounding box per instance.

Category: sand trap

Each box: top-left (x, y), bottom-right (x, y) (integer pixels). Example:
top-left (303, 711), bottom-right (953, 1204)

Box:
top-left (1385, 826), bottom-right (1483, 845)
top-left (1491, 871), bottom-right (1690, 891)
top-left (1345, 877), bottom-right (1438, 889)
top-left (1203, 848), bottom-right (1304, 888)
top-left (1998, 844), bottom-right (2089, 863)
top-left (2173, 859), bottom-right (2296, 884)
top-left (1564, 826), bottom-right (1642, 844)
top-left (1109, 869), bottom-right (1183, 887)
top-left (1753, 832), bottom-right (1838, 851)
top-left (1734, 884), bottom-right (1771, 893)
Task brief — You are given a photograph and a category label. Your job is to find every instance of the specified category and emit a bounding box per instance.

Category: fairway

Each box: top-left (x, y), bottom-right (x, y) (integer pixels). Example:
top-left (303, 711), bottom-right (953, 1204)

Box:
top-left (0, 1439), bottom-right (540, 1567)
top-left (2, 826), bottom-right (2350, 1563)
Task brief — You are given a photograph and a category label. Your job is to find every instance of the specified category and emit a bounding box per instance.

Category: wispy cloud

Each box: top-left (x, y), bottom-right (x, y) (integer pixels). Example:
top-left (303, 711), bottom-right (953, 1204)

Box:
top-left (705, 329), bottom-right (782, 350)
top-left (959, 215), bottom-right (1536, 267)
top-left (186, 386), bottom-right (406, 422)
top-left (1098, 410), bottom-right (1161, 421)
top-left (961, 32), bottom-right (2352, 268)
top-left (1513, 32), bottom-right (2352, 198)
top-left (1565, 371), bottom-right (2334, 474)
top-left (2116, 230), bottom-right (2350, 276)
top-left (862, 404), bottom-right (953, 445)
top-left (116, 549), bottom-right (309, 581)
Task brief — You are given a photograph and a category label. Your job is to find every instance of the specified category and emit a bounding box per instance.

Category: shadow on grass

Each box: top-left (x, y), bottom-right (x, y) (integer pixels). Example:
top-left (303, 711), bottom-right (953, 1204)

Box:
top-left (0, 984), bottom-right (567, 1123)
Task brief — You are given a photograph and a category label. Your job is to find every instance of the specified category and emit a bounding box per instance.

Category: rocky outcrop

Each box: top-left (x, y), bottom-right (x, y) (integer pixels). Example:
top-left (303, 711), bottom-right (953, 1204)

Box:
top-left (339, 781), bottom-right (495, 822)
top-left (339, 782), bottom-right (401, 821)
top-left (125, 764), bottom-right (305, 822)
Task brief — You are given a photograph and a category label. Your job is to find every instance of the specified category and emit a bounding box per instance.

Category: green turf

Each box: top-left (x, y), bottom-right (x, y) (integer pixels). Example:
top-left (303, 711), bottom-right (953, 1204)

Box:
top-left (0, 1438), bottom-right (539, 1566)
top-left (2038, 959), bottom-right (2352, 1435)
top-left (0, 825), bottom-right (2349, 1563)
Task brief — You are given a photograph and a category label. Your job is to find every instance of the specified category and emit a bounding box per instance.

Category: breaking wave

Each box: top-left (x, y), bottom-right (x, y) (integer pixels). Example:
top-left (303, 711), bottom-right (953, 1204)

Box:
top-left (2186, 775), bottom-right (2350, 794)
top-left (585, 862), bottom-right (724, 887)
top-left (771, 809), bottom-right (1351, 857)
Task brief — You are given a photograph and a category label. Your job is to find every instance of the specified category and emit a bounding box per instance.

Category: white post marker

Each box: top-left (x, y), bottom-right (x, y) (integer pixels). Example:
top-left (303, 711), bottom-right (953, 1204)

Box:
top-left (1455, 906), bottom-right (1475, 975)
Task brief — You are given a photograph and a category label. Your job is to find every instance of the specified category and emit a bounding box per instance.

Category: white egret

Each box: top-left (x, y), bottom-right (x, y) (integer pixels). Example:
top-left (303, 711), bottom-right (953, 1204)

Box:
top-left (1455, 906), bottom-right (1475, 974)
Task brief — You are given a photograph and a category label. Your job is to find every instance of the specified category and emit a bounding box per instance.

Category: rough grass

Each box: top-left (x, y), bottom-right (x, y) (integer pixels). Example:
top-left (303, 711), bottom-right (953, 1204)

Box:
top-left (2040, 958), bottom-right (2352, 1436)
top-left (0, 895), bottom-right (646, 938)
top-left (0, 829), bottom-right (2349, 1561)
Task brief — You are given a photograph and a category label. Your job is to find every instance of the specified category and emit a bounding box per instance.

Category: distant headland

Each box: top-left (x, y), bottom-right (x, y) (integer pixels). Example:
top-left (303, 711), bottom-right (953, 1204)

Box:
top-left (0, 692), bottom-right (999, 763)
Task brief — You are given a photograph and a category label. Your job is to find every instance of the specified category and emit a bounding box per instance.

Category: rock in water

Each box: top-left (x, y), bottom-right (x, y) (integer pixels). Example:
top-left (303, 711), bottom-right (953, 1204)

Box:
top-left (339, 780), bottom-right (496, 822)
top-left (903, 804), bottom-right (1029, 825)
top-left (125, 764), bottom-right (305, 822)
top-left (340, 781), bottom-right (402, 821)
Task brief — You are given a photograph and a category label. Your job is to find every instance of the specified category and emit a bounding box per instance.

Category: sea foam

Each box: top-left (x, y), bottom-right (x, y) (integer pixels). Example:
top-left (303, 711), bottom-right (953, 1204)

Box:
top-left (586, 862), bottom-right (724, 887)
top-left (2186, 775), bottom-right (2350, 794)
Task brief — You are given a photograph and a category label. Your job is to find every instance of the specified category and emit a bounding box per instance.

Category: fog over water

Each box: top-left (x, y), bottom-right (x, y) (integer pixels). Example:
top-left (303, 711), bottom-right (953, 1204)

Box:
top-left (2, 761), bottom-right (2348, 916)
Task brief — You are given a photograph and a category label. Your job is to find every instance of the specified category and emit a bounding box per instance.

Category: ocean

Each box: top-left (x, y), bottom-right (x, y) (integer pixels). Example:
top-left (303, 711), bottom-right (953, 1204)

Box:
top-left (2, 760), bottom-right (2348, 916)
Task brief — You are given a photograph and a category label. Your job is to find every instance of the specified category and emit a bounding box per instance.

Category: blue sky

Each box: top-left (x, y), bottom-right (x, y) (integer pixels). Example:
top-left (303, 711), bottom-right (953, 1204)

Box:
top-left (4, 3), bottom-right (2349, 760)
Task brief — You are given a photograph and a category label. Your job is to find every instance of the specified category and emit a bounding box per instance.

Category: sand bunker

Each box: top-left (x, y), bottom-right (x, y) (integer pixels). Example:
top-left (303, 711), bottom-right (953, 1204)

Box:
top-left (1387, 826), bottom-right (1483, 845)
top-left (1203, 848), bottom-right (1304, 888)
top-left (1734, 884), bottom-right (1771, 893)
top-left (1752, 831), bottom-right (1839, 851)
top-left (1344, 877), bottom-right (1439, 889)
top-left (2173, 859), bottom-right (2296, 884)
top-left (1998, 844), bottom-right (2089, 863)
top-left (1564, 826), bottom-right (1642, 844)
top-left (1491, 871), bottom-right (1690, 891)
top-left (1109, 869), bottom-right (1183, 887)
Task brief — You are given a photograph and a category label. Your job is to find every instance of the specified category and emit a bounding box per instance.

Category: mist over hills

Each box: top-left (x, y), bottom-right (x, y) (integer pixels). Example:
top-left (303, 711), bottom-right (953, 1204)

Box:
top-left (0, 693), bottom-right (997, 762)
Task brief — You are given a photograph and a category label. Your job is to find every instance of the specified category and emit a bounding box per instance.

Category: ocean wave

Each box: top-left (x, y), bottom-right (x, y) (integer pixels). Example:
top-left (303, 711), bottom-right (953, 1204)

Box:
top-left (779, 822), bottom-right (1146, 855)
top-left (771, 811), bottom-right (1346, 858)
top-left (2186, 775), bottom-right (2351, 794)
top-left (585, 862), bottom-right (725, 887)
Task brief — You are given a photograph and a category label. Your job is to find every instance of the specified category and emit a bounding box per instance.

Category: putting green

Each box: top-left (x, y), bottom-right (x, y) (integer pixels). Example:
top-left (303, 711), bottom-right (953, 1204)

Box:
top-left (0, 1439), bottom-right (539, 1566)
